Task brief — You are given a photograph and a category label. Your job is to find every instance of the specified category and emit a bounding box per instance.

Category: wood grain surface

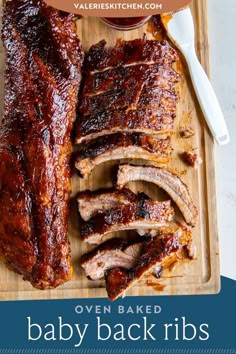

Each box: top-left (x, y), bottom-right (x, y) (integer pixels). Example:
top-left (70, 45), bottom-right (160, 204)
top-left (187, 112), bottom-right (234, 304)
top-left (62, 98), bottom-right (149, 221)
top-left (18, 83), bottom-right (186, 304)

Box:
top-left (0, 0), bottom-right (220, 301)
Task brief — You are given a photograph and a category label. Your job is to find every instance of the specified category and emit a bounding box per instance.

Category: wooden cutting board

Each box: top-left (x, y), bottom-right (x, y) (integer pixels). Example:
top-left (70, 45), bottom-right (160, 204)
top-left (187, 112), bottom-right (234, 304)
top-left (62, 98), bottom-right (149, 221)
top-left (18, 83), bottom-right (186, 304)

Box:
top-left (0, 0), bottom-right (220, 300)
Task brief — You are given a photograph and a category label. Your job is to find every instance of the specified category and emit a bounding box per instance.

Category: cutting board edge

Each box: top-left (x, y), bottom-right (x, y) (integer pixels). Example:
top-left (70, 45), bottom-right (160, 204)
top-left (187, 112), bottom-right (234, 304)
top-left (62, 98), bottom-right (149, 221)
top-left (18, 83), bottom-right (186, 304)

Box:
top-left (0, 276), bottom-right (221, 301)
top-left (195, 0), bottom-right (221, 296)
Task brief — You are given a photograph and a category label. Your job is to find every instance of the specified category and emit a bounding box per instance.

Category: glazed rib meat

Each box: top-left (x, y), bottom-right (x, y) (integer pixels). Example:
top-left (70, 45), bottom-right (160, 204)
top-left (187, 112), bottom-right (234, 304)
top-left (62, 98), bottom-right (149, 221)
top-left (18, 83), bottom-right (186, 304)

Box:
top-left (75, 109), bottom-right (175, 144)
top-left (0, 0), bottom-right (84, 289)
top-left (105, 230), bottom-right (192, 301)
top-left (78, 188), bottom-right (147, 221)
top-left (75, 37), bottom-right (179, 144)
top-left (79, 197), bottom-right (174, 244)
top-left (84, 38), bottom-right (178, 72)
top-left (81, 238), bottom-right (143, 280)
top-left (116, 165), bottom-right (198, 226)
top-left (82, 63), bottom-right (178, 97)
top-left (75, 134), bottom-right (172, 178)
top-left (79, 66), bottom-right (178, 115)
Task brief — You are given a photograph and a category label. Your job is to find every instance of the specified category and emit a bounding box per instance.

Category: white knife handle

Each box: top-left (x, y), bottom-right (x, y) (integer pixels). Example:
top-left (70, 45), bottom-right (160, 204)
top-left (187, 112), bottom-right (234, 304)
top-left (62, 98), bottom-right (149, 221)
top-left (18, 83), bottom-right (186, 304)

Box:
top-left (181, 43), bottom-right (230, 145)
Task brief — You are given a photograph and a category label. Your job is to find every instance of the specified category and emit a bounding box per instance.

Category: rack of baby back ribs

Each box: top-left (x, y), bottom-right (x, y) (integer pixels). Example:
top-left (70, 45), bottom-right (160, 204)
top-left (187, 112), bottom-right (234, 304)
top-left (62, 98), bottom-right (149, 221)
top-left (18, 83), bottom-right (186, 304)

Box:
top-left (0, 0), bottom-right (84, 290)
top-left (75, 36), bottom-right (199, 301)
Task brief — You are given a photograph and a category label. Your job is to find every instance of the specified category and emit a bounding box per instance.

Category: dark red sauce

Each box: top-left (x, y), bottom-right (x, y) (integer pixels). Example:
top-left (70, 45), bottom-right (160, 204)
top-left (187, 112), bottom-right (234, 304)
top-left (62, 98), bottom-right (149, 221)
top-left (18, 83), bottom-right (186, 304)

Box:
top-left (101, 16), bottom-right (151, 30)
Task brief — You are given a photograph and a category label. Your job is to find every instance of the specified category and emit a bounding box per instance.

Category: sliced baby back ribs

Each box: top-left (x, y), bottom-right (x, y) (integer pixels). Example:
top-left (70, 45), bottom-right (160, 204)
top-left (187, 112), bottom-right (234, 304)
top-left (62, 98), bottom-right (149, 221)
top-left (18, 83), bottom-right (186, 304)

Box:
top-left (81, 238), bottom-right (143, 281)
top-left (105, 229), bottom-right (192, 301)
top-left (0, 0), bottom-right (83, 289)
top-left (75, 36), bottom-right (179, 144)
top-left (116, 165), bottom-right (198, 226)
top-left (75, 134), bottom-right (172, 178)
top-left (79, 197), bottom-right (174, 244)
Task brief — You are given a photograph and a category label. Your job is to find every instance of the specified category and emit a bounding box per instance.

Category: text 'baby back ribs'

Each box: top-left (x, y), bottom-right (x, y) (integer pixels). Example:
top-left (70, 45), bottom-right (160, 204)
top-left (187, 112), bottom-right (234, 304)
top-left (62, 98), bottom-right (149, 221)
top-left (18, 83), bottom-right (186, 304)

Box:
top-left (75, 37), bottom-right (179, 145)
top-left (0, 0), bottom-right (84, 289)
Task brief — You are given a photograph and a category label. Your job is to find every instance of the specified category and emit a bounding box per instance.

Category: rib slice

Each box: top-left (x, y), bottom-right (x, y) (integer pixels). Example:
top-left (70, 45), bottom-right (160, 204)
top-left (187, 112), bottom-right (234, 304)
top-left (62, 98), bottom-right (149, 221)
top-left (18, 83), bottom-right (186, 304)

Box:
top-left (79, 80), bottom-right (178, 116)
top-left (81, 238), bottom-right (143, 280)
top-left (0, 0), bottom-right (83, 289)
top-left (83, 38), bottom-right (178, 72)
top-left (79, 198), bottom-right (174, 244)
top-left (105, 230), bottom-right (191, 301)
top-left (75, 134), bottom-right (172, 178)
top-left (116, 165), bottom-right (198, 226)
top-left (77, 188), bottom-right (148, 221)
top-left (75, 109), bottom-right (175, 144)
top-left (82, 63), bottom-right (179, 97)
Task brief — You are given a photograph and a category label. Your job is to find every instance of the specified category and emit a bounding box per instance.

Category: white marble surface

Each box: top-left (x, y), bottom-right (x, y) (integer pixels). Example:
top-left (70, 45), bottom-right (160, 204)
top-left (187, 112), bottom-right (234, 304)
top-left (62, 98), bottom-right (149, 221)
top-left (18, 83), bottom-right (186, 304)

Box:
top-left (208, 0), bottom-right (236, 280)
